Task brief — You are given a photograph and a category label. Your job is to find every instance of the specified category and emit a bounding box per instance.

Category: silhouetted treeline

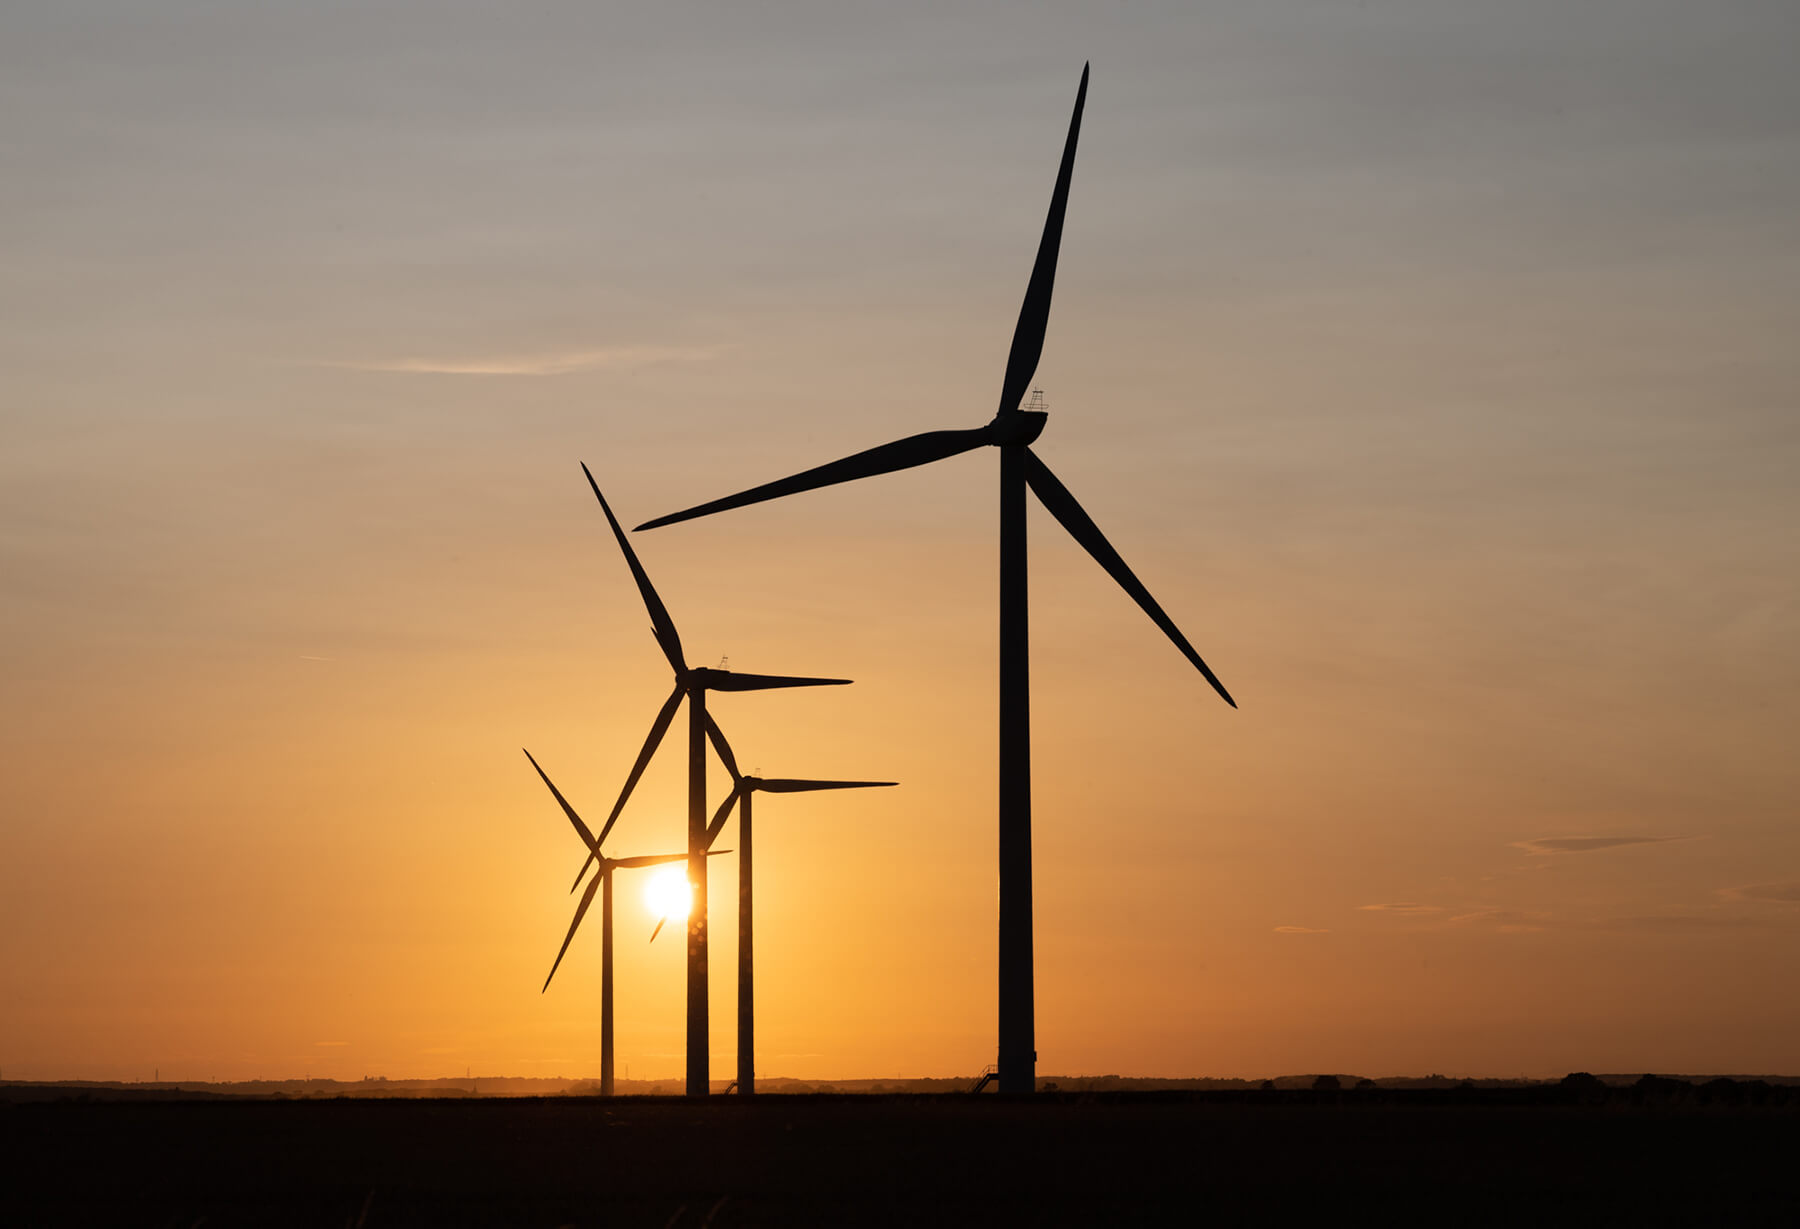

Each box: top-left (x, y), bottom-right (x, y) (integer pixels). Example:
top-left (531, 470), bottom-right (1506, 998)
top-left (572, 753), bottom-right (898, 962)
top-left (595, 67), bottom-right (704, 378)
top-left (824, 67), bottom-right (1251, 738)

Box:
top-left (5, 1071), bottom-right (1797, 1103)
top-left (1558, 1072), bottom-right (1799, 1107)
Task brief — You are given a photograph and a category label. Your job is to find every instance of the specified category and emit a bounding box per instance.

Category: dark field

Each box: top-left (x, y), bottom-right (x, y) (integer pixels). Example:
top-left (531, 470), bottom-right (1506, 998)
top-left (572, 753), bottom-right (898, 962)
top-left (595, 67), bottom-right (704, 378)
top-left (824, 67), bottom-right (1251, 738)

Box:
top-left (5, 1089), bottom-right (1797, 1226)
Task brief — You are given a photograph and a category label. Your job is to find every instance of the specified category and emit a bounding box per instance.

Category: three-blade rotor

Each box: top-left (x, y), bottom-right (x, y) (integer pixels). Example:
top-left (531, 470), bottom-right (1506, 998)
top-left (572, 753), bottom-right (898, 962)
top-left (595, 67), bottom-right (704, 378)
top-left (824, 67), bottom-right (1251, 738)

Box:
top-left (702, 718), bottom-right (896, 847)
top-left (566, 468), bottom-right (855, 890)
top-left (631, 64), bottom-right (1232, 708)
top-left (525, 747), bottom-right (694, 992)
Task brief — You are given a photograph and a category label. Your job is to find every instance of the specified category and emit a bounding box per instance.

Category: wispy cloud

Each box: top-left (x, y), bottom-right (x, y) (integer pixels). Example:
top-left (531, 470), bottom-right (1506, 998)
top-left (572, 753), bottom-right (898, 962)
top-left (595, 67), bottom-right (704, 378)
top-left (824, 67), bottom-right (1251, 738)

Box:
top-left (322, 344), bottom-right (724, 376)
top-left (1721, 882), bottom-right (1800, 904)
top-left (1594, 913), bottom-right (1777, 931)
top-left (1357, 903), bottom-right (1442, 915)
top-left (1512, 836), bottom-right (1680, 856)
top-left (313, 1040), bottom-right (348, 1047)
top-left (1448, 909), bottom-right (1548, 933)
top-left (1443, 904), bottom-right (1791, 934)
top-left (1274, 925), bottom-right (1329, 934)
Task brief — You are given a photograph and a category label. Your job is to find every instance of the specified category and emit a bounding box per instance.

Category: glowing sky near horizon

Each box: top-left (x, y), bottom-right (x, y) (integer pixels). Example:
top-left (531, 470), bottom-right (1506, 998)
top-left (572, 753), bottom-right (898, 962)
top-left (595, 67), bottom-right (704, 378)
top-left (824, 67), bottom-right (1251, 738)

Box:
top-left (2, 1), bottom-right (1798, 1083)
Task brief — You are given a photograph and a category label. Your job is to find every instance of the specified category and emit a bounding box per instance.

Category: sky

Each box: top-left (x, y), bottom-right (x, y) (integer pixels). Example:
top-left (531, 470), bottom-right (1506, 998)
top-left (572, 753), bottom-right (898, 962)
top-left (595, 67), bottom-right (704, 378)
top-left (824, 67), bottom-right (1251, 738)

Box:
top-left (3, 1), bottom-right (1798, 1083)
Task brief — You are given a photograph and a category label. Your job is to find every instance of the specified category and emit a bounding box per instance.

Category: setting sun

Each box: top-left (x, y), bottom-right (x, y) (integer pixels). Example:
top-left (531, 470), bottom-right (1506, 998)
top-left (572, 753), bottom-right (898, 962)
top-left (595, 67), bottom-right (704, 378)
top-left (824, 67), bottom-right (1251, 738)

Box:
top-left (644, 865), bottom-right (693, 922)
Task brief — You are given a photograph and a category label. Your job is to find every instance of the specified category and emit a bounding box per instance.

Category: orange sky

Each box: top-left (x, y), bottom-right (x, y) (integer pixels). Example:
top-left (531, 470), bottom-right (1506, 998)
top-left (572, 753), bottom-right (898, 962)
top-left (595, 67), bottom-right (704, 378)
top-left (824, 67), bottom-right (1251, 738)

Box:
top-left (3, 2), bottom-right (1798, 1083)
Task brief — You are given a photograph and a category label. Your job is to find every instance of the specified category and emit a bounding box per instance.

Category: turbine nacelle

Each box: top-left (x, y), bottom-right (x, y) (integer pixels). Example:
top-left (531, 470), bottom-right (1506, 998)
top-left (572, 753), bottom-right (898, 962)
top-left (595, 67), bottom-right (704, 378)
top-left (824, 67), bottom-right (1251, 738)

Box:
top-left (990, 409), bottom-right (1048, 447)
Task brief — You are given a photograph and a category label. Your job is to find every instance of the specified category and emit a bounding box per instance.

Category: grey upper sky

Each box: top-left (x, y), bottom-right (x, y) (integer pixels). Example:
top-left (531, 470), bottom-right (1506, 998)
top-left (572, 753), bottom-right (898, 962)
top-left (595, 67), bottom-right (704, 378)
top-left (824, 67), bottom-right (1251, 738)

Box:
top-left (2, 1), bottom-right (1797, 1080)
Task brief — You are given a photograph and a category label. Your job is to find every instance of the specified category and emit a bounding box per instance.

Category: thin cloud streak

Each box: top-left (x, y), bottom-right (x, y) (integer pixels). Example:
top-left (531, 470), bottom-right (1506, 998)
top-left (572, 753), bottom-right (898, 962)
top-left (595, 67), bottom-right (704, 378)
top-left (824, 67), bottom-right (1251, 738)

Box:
top-left (1512, 836), bottom-right (1681, 856)
top-left (321, 345), bottom-right (725, 376)
top-left (1273, 925), bottom-right (1329, 934)
top-left (1357, 903), bottom-right (1442, 915)
top-left (1448, 910), bottom-right (1548, 933)
top-left (1721, 882), bottom-right (1800, 904)
top-left (1594, 913), bottom-right (1781, 931)
top-left (1438, 908), bottom-right (1791, 934)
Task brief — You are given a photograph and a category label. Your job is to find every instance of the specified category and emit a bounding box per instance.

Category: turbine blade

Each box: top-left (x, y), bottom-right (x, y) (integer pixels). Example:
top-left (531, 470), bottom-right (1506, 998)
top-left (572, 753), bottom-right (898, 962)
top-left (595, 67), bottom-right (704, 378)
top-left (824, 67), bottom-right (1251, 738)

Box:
top-left (611, 851), bottom-right (689, 870)
top-left (755, 779), bottom-right (898, 793)
top-left (634, 428), bottom-right (992, 531)
top-left (1024, 448), bottom-right (1236, 708)
top-left (582, 463), bottom-right (685, 672)
top-left (649, 917), bottom-right (666, 944)
top-left (595, 685), bottom-right (685, 848)
top-left (704, 786), bottom-right (742, 848)
top-left (996, 63), bottom-right (1088, 417)
top-left (543, 871), bottom-right (605, 993)
top-left (522, 748), bottom-right (599, 856)
top-left (706, 671), bottom-right (852, 692)
top-left (704, 713), bottom-right (741, 784)
top-left (570, 685), bottom-right (684, 892)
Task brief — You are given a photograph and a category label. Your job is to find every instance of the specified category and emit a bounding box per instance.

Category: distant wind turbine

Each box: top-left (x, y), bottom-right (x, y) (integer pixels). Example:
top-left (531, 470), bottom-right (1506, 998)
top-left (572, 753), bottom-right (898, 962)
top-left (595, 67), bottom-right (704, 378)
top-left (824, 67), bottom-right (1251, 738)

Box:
top-left (580, 465), bottom-right (852, 1096)
top-left (635, 64), bottom-right (1236, 1094)
top-left (525, 747), bottom-right (718, 1098)
top-left (699, 719), bottom-right (895, 1096)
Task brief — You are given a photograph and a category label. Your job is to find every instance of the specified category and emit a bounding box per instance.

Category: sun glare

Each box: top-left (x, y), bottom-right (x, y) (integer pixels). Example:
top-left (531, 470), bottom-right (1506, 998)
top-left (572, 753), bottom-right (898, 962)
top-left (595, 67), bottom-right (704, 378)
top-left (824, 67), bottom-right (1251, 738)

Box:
top-left (644, 865), bottom-right (693, 921)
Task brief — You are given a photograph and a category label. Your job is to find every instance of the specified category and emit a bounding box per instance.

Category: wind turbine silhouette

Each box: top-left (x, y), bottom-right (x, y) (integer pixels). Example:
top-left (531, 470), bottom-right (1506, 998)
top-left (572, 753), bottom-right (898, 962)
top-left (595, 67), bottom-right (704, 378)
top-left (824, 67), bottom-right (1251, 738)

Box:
top-left (580, 464), bottom-right (852, 1096)
top-left (697, 720), bottom-right (895, 1096)
top-left (525, 747), bottom-right (717, 1097)
top-left (635, 64), bottom-right (1235, 1094)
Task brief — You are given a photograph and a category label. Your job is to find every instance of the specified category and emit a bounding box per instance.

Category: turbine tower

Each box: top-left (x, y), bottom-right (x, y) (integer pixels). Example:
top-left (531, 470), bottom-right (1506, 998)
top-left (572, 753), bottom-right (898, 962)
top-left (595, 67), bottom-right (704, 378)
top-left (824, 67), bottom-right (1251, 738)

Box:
top-left (525, 747), bottom-right (696, 1097)
top-left (580, 465), bottom-right (852, 1096)
top-left (700, 720), bottom-right (895, 1096)
top-left (635, 65), bottom-right (1236, 1094)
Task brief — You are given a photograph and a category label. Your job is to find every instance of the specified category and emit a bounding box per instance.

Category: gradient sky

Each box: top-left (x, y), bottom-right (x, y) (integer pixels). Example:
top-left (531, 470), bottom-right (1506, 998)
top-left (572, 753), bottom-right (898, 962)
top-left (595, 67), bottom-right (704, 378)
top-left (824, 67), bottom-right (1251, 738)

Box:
top-left (4, 1), bottom-right (1798, 1083)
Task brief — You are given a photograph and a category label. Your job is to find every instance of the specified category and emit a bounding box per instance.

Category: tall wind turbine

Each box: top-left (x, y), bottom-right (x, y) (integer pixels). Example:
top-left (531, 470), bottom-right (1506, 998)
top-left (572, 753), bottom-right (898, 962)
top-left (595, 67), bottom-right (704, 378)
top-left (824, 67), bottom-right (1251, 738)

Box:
top-left (699, 720), bottom-right (895, 1096)
top-left (525, 747), bottom-right (692, 1097)
top-left (580, 464), bottom-right (852, 1096)
top-left (635, 65), bottom-right (1236, 1094)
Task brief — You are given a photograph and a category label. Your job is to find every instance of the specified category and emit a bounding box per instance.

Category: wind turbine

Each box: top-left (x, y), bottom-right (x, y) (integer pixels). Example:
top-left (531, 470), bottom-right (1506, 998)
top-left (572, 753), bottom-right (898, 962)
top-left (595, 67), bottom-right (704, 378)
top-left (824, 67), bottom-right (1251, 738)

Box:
top-left (635, 64), bottom-right (1236, 1094)
top-left (526, 747), bottom-right (698, 1097)
top-left (698, 719), bottom-right (895, 1096)
top-left (579, 464), bottom-right (852, 1096)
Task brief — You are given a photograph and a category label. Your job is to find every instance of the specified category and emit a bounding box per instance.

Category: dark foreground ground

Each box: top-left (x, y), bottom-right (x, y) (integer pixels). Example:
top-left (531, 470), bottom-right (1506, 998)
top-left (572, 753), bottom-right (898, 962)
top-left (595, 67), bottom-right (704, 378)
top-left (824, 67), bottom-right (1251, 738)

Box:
top-left (4, 1089), bottom-right (1797, 1226)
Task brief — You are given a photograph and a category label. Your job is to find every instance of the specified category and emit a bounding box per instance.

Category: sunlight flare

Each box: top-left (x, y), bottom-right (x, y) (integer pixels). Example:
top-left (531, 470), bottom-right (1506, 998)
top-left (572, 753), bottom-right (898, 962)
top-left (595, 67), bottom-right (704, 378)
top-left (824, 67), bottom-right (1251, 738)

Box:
top-left (644, 865), bottom-right (693, 922)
